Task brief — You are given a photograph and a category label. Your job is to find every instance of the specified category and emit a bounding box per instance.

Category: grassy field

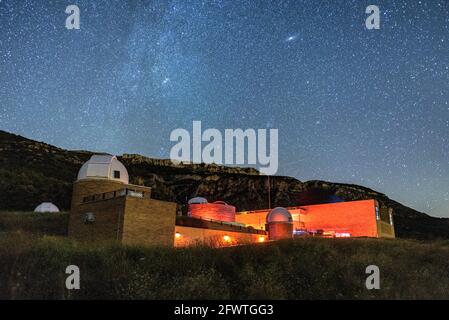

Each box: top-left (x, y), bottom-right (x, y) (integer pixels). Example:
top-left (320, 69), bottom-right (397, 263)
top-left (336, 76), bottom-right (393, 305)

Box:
top-left (0, 211), bottom-right (68, 236)
top-left (1, 212), bottom-right (449, 300)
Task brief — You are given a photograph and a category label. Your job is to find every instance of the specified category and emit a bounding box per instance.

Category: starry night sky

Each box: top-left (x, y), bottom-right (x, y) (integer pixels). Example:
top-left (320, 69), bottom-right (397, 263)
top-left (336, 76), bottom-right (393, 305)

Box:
top-left (0, 0), bottom-right (448, 217)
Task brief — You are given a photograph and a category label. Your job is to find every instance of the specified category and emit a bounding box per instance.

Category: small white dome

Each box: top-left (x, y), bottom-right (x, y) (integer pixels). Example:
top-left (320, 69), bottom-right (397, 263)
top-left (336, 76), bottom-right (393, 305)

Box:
top-left (188, 197), bottom-right (208, 204)
top-left (34, 202), bottom-right (60, 213)
top-left (266, 207), bottom-right (293, 223)
top-left (77, 154), bottom-right (129, 184)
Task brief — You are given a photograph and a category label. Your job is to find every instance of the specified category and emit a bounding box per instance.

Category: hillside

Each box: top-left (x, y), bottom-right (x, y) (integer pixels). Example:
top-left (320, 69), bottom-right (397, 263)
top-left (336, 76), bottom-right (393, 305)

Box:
top-left (1, 129), bottom-right (449, 239)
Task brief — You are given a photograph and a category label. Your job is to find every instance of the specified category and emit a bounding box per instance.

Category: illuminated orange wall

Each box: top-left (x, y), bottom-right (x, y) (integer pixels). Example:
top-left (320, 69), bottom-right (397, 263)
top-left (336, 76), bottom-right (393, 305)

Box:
top-left (234, 212), bottom-right (267, 230)
top-left (188, 203), bottom-right (236, 222)
top-left (236, 200), bottom-right (380, 238)
top-left (235, 208), bottom-right (304, 231)
top-left (300, 200), bottom-right (379, 237)
top-left (267, 222), bottom-right (293, 240)
top-left (174, 225), bottom-right (267, 247)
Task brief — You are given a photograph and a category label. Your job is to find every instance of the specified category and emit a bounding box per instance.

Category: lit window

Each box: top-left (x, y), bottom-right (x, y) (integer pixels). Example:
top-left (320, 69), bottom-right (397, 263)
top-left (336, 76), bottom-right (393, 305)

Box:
top-left (389, 212), bottom-right (394, 225)
top-left (113, 170), bottom-right (120, 179)
top-left (335, 232), bottom-right (351, 238)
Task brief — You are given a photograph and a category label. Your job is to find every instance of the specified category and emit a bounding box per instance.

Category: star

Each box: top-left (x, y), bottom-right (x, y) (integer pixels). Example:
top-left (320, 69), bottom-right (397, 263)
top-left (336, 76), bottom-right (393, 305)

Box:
top-left (284, 33), bottom-right (299, 42)
top-left (0, 0), bottom-right (448, 217)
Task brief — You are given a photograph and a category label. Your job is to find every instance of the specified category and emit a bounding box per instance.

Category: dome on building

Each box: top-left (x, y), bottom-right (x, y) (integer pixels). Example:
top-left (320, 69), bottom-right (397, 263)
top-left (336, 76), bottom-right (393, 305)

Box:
top-left (188, 197), bottom-right (208, 204)
top-left (266, 207), bottom-right (293, 223)
top-left (34, 202), bottom-right (60, 213)
top-left (77, 154), bottom-right (129, 184)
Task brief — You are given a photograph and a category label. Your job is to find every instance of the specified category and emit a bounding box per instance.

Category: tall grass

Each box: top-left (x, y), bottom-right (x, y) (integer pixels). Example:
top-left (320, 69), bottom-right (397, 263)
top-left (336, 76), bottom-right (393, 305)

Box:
top-left (1, 232), bottom-right (449, 300)
top-left (0, 211), bottom-right (68, 236)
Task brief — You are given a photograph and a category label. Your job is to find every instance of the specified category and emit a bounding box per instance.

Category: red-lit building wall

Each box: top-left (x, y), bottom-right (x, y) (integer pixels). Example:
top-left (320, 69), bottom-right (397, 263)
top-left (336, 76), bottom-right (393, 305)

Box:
top-left (300, 200), bottom-right (379, 237)
top-left (188, 202), bottom-right (236, 222)
top-left (234, 211), bottom-right (267, 229)
top-left (267, 222), bottom-right (294, 240)
top-left (235, 208), bottom-right (305, 231)
top-left (235, 200), bottom-right (380, 238)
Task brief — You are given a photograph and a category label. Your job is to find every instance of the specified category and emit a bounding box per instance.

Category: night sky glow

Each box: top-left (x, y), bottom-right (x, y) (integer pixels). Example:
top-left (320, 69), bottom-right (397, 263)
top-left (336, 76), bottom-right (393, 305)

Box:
top-left (0, 0), bottom-right (448, 217)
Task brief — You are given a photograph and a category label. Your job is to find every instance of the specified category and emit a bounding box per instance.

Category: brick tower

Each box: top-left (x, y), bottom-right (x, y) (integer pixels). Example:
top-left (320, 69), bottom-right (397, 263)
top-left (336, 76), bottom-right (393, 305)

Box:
top-left (68, 154), bottom-right (177, 246)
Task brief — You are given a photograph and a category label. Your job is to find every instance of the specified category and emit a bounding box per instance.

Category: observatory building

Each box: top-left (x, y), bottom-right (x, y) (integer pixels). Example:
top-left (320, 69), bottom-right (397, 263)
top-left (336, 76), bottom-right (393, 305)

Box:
top-left (265, 207), bottom-right (294, 240)
top-left (68, 154), bottom-right (394, 248)
top-left (34, 202), bottom-right (60, 213)
top-left (69, 155), bottom-right (177, 246)
top-left (175, 198), bottom-right (267, 247)
top-left (69, 155), bottom-right (266, 247)
top-left (235, 200), bottom-right (395, 238)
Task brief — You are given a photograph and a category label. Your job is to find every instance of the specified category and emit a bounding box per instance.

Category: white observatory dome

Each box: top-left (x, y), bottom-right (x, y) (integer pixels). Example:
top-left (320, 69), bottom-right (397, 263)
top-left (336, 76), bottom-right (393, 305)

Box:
top-left (34, 202), bottom-right (60, 213)
top-left (266, 207), bottom-right (293, 223)
top-left (188, 197), bottom-right (208, 204)
top-left (77, 154), bottom-right (129, 184)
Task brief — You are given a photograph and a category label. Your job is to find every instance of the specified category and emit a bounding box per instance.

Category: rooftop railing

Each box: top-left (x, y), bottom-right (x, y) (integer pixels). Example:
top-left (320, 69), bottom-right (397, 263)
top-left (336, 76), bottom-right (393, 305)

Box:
top-left (82, 188), bottom-right (151, 203)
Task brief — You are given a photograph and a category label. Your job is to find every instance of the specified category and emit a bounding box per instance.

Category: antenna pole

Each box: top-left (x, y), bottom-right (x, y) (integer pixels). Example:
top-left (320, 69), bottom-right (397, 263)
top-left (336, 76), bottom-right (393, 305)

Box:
top-left (268, 175), bottom-right (271, 209)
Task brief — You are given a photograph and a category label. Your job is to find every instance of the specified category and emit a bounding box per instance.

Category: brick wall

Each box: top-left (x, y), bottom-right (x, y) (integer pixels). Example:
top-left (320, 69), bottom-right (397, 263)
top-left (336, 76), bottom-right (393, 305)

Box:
top-left (70, 179), bottom-right (176, 246)
top-left (68, 197), bottom-right (126, 242)
top-left (71, 179), bottom-right (127, 207)
top-left (122, 197), bottom-right (177, 247)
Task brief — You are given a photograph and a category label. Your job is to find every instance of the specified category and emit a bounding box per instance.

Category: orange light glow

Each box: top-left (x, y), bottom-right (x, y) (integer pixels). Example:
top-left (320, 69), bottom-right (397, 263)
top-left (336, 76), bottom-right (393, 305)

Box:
top-left (235, 199), bottom-right (380, 238)
top-left (175, 232), bottom-right (182, 239)
top-left (258, 236), bottom-right (265, 242)
top-left (223, 235), bottom-right (231, 242)
top-left (335, 232), bottom-right (351, 238)
top-left (189, 202), bottom-right (236, 222)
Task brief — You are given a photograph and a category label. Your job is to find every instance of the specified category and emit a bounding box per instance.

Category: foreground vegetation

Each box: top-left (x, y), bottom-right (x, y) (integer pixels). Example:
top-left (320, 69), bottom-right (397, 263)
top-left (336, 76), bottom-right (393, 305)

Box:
top-left (1, 212), bottom-right (449, 299)
top-left (1, 231), bottom-right (449, 299)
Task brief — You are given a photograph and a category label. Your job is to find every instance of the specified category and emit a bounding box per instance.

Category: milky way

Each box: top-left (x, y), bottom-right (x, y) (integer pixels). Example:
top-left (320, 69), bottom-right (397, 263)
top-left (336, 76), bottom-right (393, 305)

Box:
top-left (0, 0), bottom-right (448, 217)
